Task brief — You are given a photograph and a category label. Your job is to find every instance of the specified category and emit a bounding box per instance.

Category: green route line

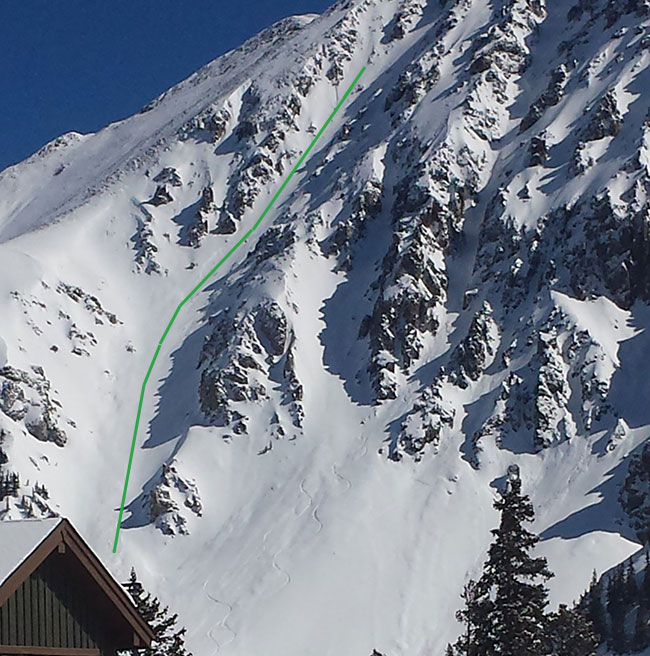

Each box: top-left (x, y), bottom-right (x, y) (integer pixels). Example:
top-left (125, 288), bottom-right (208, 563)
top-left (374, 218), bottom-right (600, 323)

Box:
top-left (112, 66), bottom-right (366, 553)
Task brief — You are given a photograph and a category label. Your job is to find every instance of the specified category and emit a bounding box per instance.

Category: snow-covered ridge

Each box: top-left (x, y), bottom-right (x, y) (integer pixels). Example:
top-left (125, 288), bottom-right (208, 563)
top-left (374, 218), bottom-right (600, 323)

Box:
top-left (0, 12), bottom-right (326, 244)
top-left (2, 0), bottom-right (650, 654)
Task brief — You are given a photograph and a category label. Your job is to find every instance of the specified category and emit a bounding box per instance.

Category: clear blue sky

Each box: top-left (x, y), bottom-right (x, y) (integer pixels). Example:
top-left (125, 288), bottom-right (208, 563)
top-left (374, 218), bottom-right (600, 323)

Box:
top-left (0, 1), bottom-right (333, 172)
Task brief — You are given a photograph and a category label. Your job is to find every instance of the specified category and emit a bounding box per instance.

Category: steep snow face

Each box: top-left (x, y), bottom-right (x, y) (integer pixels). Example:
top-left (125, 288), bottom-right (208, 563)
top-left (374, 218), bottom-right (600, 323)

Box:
top-left (2, 0), bottom-right (650, 653)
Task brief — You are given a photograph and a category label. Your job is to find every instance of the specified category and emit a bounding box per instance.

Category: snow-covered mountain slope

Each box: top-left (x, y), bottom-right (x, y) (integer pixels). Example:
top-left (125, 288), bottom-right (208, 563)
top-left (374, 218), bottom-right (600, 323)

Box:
top-left (2, 0), bottom-right (650, 653)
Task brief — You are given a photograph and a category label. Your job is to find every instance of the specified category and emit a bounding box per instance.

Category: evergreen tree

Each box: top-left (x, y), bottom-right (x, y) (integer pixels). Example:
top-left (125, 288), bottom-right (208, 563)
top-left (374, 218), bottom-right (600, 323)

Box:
top-left (585, 570), bottom-right (607, 643)
top-left (636, 550), bottom-right (650, 652)
top-left (454, 477), bottom-right (553, 655)
top-left (483, 477), bottom-right (553, 655)
top-left (607, 564), bottom-right (627, 654)
top-left (0, 471), bottom-right (20, 500)
top-left (453, 580), bottom-right (491, 656)
top-left (632, 604), bottom-right (650, 652)
top-left (642, 551), bottom-right (650, 607)
top-left (625, 557), bottom-right (638, 604)
top-left (547, 604), bottom-right (598, 656)
top-left (123, 568), bottom-right (191, 656)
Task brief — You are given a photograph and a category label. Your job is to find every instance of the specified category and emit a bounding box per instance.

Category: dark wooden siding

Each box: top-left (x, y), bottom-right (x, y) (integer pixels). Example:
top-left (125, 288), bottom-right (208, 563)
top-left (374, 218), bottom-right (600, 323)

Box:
top-left (0, 553), bottom-right (117, 656)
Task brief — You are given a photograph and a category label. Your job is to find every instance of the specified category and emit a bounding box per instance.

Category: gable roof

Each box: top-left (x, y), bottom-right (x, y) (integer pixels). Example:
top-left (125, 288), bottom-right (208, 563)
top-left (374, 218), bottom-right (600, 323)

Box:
top-left (0, 518), bottom-right (60, 588)
top-left (0, 517), bottom-right (154, 646)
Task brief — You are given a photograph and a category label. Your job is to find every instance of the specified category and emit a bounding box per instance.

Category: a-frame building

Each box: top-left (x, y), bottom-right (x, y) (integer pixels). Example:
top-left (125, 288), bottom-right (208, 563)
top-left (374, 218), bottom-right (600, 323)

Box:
top-left (0, 518), bottom-right (154, 656)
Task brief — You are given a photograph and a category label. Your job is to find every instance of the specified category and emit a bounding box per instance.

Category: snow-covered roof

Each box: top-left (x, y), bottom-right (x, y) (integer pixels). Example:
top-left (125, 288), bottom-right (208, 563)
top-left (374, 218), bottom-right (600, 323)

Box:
top-left (0, 518), bottom-right (61, 586)
top-left (0, 518), bottom-right (154, 644)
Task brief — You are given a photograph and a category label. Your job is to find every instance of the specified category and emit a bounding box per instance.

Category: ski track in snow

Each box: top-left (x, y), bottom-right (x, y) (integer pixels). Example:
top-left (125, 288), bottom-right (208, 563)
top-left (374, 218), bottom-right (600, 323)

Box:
top-left (331, 463), bottom-right (352, 491)
top-left (271, 546), bottom-right (292, 590)
top-left (203, 582), bottom-right (237, 653)
top-left (298, 477), bottom-right (324, 535)
top-left (294, 478), bottom-right (312, 516)
top-left (312, 507), bottom-right (323, 534)
top-left (298, 478), bottom-right (313, 516)
top-left (261, 520), bottom-right (293, 597)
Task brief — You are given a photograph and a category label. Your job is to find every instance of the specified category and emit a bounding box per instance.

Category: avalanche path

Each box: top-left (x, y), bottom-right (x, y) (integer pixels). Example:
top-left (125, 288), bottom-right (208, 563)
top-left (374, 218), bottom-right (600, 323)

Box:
top-left (112, 67), bottom-right (367, 552)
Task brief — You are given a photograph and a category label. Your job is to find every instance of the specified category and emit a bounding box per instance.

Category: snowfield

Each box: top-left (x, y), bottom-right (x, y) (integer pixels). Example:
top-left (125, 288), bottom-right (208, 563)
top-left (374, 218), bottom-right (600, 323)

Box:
top-left (2, 0), bottom-right (650, 654)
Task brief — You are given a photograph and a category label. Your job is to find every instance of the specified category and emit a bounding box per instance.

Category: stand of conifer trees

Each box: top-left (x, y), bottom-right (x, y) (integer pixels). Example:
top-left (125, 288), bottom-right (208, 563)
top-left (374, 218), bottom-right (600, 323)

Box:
top-left (0, 471), bottom-right (19, 501)
top-left (122, 568), bottom-right (191, 656)
top-left (583, 551), bottom-right (650, 654)
top-left (449, 476), bottom-right (598, 656)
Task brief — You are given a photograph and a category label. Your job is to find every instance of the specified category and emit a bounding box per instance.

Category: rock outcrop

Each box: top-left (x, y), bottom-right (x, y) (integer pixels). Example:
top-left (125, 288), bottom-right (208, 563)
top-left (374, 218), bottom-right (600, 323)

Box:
top-left (0, 365), bottom-right (68, 446)
top-left (143, 461), bottom-right (203, 536)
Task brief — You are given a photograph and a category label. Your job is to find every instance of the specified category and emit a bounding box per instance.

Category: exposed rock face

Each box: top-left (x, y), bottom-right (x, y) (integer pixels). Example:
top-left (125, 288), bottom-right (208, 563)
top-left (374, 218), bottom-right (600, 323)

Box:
top-left (325, 179), bottom-right (383, 271)
top-left (447, 302), bottom-right (499, 389)
top-left (153, 167), bottom-right (183, 187)
top-left (576, 195), bottom-right (650, 309)
top-left (384, 53), bottom-right (441, 123)
top-left (620, 442), bottom-right (650, 543)
top-left (56, 283), bottom-right (119, 325)
top-left (532, 330), bottom-right (573, 450)
top-left (179, 106), bottom-right (231, 143)
top-left (0, 366), bottom-right (67, 446)
top-left (457, 284), bottom-right (619, 463)
top-left (361, 151), bottom-right (466, 400)
top-left (252, 225), bottom-right (297, 263)
top-left (565, 328), bottom-right (611, 432)
top-left (520, 65), bottom-right (568, 132)
top-left (144, 461), bottom-right (203, 536)
top-left (476, 177), bottom-right (650, 316)
top-left (584, 91), bottom-right (622, 142)
top-left (198, 296), bottom-right (304, 433)
top-left (567, 0), bottom-right (650, 25)
top-left (148, 184), bottom-right (174, 207)
top-left (131, 202), bottom-right (162, 275)
top-left (321, 8), bottom-right (361, 85)
top-left (217, 122), bottom-right (292, 234)
top-left (256, 300), bottom-right (289, 356)
top-left (528, 135), bottom-right (549, 167)
top-left (353, 0), bottom-right (549, 405)
top-left (396, 379), bottom-right (455, 459)
top-left (462, 0), bottom-right (546, 135)
top-left (365, 222), bottom-right (448, 400)
top-left (188, 186), bottom-right (216, 247)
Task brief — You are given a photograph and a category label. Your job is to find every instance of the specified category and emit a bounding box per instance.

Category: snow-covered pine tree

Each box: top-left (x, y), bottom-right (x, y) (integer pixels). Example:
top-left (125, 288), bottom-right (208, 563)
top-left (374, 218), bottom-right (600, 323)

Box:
top-left (453, 476), bottom-right (553, 655)
top-left (547, 604), bottom-right (598, 656)
top-left (123, 568), bottom-right (191, 656)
